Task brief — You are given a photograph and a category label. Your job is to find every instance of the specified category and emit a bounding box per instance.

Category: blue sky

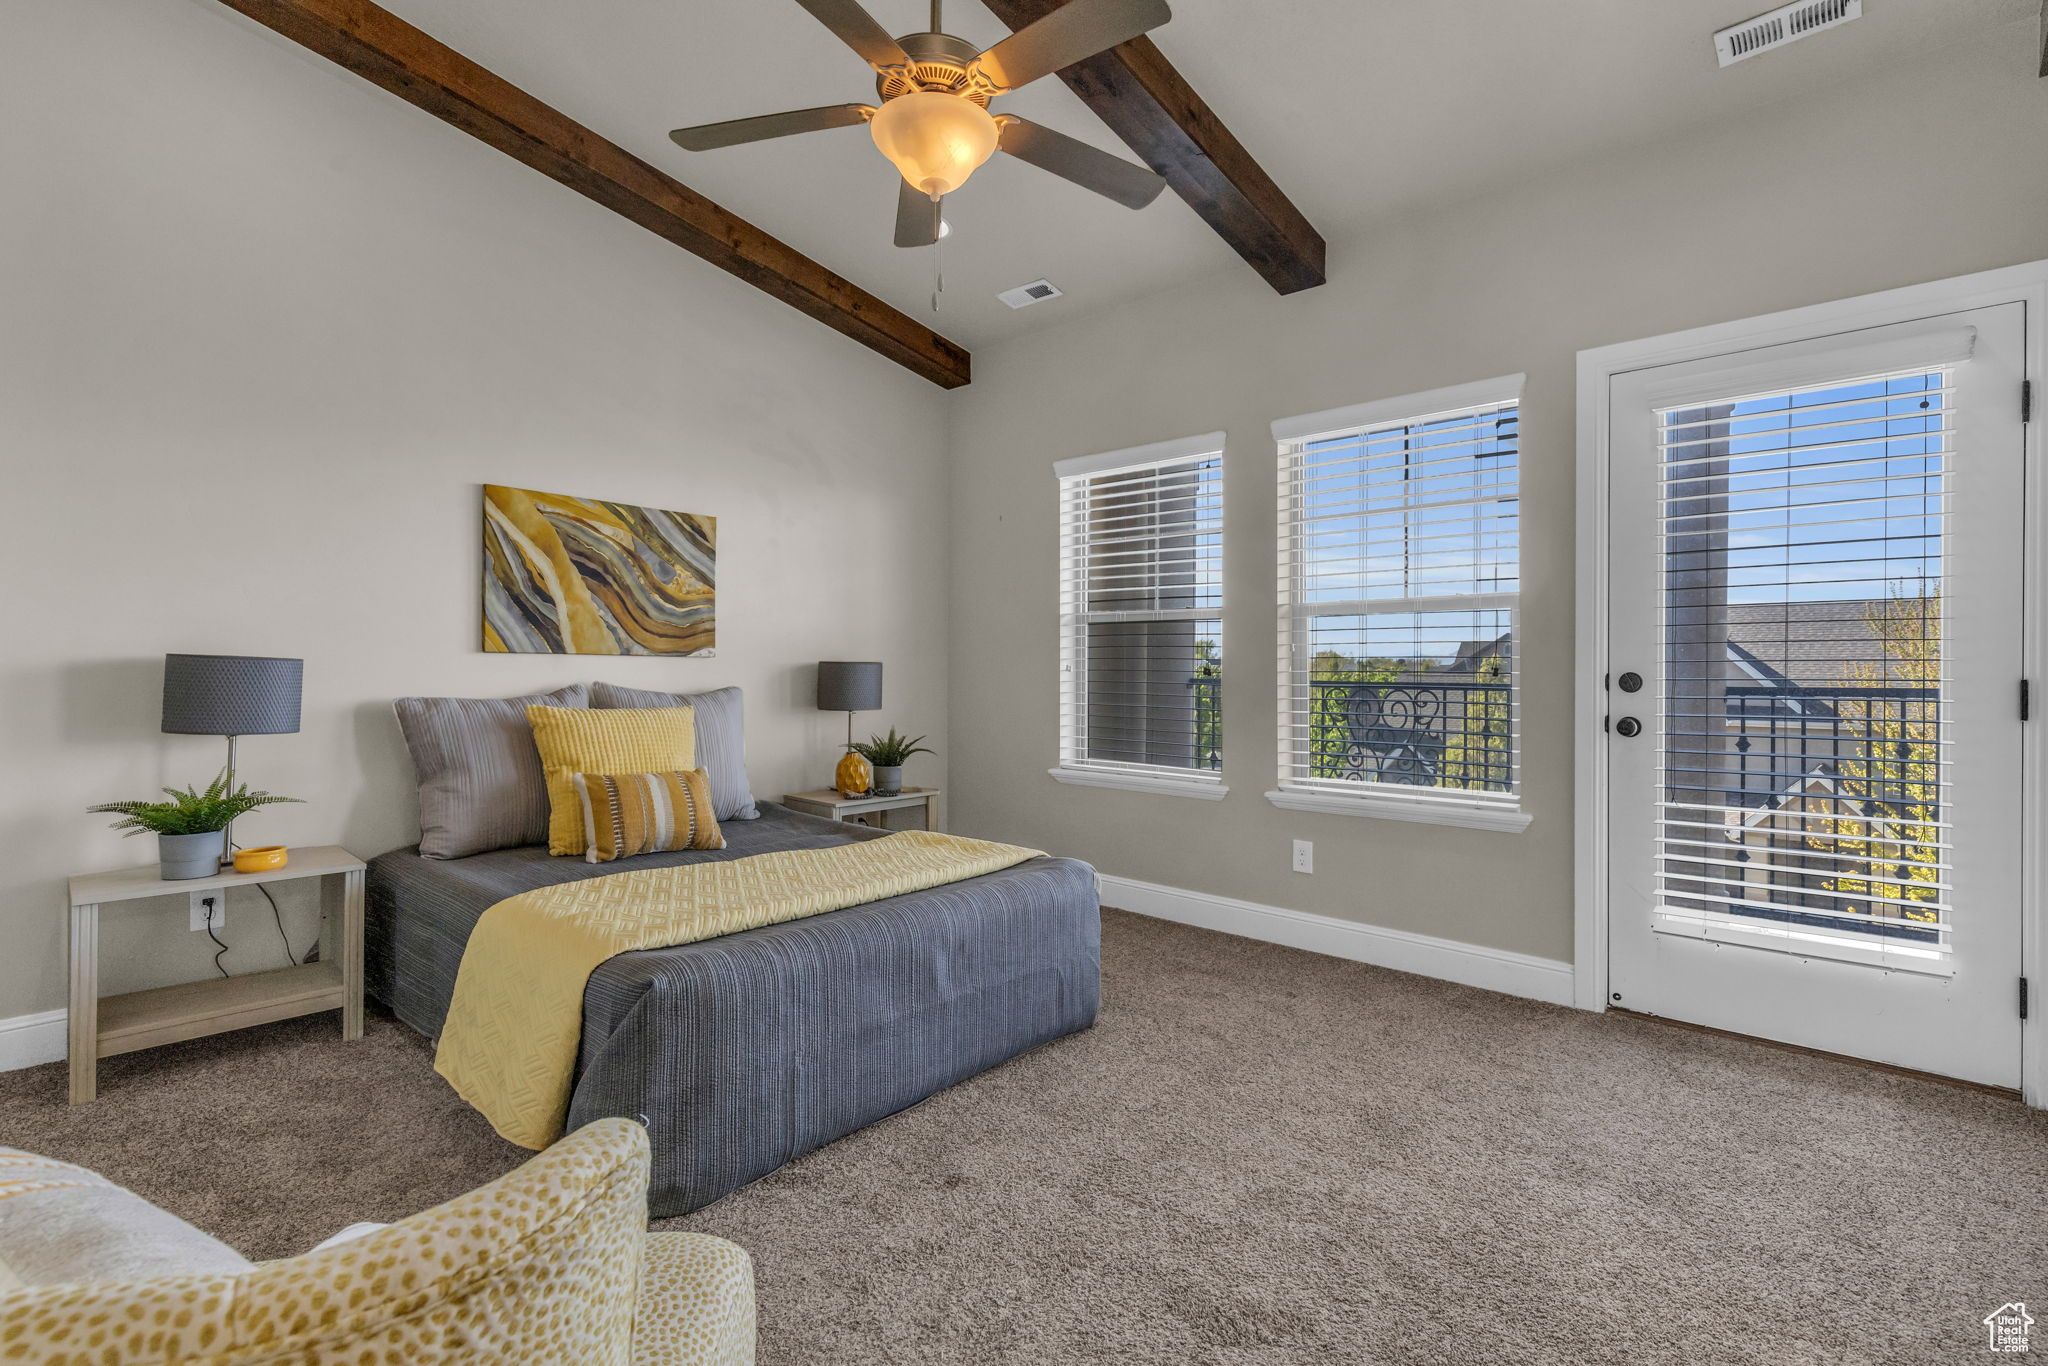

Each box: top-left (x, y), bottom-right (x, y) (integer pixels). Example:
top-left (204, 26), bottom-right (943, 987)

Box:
top-left (1660, 371), bottom-right (1945, 609)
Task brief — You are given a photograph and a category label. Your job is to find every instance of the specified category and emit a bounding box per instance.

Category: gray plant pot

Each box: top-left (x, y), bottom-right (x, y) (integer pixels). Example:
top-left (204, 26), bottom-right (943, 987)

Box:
top-left (871, 766), bottom-right (904, 797)
top-left (158, 831), bottom-right (222, 881)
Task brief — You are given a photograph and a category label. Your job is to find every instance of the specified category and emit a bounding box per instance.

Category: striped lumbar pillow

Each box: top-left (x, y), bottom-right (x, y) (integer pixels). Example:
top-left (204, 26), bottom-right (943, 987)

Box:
top-left (571, 769), bottom-right (725, 863)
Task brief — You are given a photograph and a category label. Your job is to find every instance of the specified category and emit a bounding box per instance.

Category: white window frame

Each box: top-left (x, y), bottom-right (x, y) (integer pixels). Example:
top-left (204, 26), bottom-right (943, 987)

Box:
top-left (1052, 432), bottom-right (1229, 800)
top-left (1269, 375), bottom-right (1532, 832)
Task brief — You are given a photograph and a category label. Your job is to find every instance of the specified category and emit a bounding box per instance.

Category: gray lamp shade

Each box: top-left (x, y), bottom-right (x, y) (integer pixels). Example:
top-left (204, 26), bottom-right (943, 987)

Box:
top-left (162, 654), bottom-right (304, 736)
top-left (816, 661), bottom-right (882, 713)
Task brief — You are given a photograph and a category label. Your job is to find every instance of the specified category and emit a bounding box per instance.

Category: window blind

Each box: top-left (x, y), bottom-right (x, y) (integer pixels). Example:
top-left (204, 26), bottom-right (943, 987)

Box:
top-left (1058, 445), bottom-right (1224, 782)
top-left (1276, 394), bottom-right (1520, 810)
top-left (1654, 366), bottom-right (1952, 968)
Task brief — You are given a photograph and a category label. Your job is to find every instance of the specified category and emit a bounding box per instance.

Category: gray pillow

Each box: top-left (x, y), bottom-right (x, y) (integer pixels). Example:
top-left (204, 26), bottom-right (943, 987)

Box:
top-left (590, 683), bottom-right (759, 820)
top-left (394, 684), bottom-right (589, 858)
top-left (0, 1149), bottom-right (252, 1287)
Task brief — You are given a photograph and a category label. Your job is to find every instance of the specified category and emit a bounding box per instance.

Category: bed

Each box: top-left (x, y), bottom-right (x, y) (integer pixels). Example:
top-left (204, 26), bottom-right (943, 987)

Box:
top-left (366, 802), bottom-right (1100, 1216)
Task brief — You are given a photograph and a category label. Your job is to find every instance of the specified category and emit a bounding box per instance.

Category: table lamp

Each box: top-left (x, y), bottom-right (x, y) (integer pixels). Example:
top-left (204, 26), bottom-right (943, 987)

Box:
top-left (816, 661), bottom-right (881, 796)
top-left (162, 653), bottom-right (303, 868)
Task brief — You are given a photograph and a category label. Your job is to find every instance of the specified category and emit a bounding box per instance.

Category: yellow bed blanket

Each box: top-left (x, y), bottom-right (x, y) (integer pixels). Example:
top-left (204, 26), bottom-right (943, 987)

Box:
top-left (434, 830), bottom-right (1044, 1148)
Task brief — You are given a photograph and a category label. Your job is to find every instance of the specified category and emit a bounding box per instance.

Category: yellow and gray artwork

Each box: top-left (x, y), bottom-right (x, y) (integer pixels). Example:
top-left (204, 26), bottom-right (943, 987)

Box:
top-left (482, 485), bottom-right (715, 656)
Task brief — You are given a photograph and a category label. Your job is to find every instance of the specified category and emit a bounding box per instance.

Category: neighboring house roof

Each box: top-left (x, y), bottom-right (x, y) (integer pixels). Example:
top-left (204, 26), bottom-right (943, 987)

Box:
top-left (1723, 600), bottom-right (1901, 688)
top-left (1448, 632), bottom-right (1512, 675)
top-left (1726, 639), bottom-right (1798, 689)
top-left (1323, 602), bottom-right (1903, 694)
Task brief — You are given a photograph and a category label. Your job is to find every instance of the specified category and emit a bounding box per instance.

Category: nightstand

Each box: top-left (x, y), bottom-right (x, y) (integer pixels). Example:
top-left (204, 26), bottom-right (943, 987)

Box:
top-left (782, 787), bottom-right (941, 832)
top-left (66, 845), bottom-right (365, 1104)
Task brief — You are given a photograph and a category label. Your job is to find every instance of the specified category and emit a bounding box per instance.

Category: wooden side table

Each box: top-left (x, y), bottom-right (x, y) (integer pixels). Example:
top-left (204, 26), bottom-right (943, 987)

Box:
top-left (67, 844), bottom-right (365, 1104)
top-left (782, 787), bottom-right (942, 832)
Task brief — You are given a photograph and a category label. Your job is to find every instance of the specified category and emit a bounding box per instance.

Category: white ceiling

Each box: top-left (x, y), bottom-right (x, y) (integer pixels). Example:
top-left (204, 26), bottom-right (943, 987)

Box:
top-left (378, 0), bottom-right (2035, 349)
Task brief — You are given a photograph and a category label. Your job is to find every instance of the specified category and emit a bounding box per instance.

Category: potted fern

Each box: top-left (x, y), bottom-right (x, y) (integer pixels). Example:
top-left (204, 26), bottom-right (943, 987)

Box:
top-left (852, 729), bottom-right (933, 798)
top-left (88, 773), bottom-right (302, 880)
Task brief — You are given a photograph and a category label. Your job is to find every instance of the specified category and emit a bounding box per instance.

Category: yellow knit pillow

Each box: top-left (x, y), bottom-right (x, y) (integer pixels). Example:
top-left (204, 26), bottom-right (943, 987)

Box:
top-left (528, 705), bottom-right (696, 856)
top-left (573, 770), bottom-right (725, 863)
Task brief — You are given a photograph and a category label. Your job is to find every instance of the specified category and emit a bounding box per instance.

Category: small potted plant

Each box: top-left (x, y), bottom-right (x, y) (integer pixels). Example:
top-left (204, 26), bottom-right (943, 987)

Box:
top-left (88, 772), bottom-right (302, 880)
top-left (852, 728), bottom-right (933, 799)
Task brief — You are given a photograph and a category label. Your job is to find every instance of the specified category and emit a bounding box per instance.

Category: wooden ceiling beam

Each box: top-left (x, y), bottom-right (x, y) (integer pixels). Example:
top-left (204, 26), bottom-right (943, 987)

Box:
top-left (209, 0), bottom-right (971, 388)
top-left (980, 0), bottom-right (1326, 295)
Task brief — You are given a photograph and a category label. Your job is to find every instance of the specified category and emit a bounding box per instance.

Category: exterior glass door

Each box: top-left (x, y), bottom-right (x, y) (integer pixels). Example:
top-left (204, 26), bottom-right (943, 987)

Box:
top-left (1606, 305), bottom-right (2027, 1086)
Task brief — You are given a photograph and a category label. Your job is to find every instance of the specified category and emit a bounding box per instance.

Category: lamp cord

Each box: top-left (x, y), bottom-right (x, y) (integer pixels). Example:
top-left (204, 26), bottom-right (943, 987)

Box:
top-left (258, 882), bottom-right (300, 967)
top-left (207, 832), bottom-right (323, 971)
top-left (203, 905), bottom-right (230, 978)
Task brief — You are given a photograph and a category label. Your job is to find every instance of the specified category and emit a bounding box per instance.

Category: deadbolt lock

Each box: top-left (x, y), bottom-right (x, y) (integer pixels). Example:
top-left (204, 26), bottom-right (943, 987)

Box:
top-left (1617, 671), bottom-right (1643, 693)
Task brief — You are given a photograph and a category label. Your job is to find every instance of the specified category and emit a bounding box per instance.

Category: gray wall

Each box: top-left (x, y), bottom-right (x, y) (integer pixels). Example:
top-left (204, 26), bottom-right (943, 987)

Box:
top-left (944, 18), bottom-right (2048, 964)
top-left (0, 0), bottom-right (950, 1014)
top-left (6, 2), bottom-right (2046, 1030)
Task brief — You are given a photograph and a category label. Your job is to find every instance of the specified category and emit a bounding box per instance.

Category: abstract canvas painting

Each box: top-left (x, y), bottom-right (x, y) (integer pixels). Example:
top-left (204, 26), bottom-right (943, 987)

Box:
top-left (482, 485), bottom-right (715, 656)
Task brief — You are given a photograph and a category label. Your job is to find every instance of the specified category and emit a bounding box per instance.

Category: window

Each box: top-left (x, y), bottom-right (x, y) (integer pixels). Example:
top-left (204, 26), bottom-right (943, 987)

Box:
top-left (1053, 433), bottom-right (1227, 798)
top-left (1653, 364), bottom-right (1954, 965)
top-left (1271, 377), bottom-right (1529, 831)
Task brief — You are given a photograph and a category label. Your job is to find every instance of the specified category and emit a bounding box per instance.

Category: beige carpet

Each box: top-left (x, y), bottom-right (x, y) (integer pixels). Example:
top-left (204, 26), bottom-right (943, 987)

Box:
top-left (3, 909), bottom-right (2043, 1364)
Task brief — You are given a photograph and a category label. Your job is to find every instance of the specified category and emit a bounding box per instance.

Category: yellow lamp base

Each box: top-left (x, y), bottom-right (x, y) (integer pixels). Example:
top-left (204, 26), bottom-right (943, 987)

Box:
top-left (835, 750), bottom-right (873, 798)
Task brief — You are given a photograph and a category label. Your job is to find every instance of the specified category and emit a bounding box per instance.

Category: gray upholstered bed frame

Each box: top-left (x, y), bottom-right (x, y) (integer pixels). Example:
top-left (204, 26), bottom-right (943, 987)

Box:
top-left (366, 804), bottom-right (1101, 1216)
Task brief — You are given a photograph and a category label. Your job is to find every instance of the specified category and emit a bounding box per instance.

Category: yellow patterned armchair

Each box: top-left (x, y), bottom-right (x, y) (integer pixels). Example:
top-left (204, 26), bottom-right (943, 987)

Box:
top-left (0, 1117), bottom-right (753, 1365)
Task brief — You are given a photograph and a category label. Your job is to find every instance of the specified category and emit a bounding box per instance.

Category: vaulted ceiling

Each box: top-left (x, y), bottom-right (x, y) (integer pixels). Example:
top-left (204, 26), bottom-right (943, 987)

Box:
top-left (260, 0), bottom-right (2039, 355)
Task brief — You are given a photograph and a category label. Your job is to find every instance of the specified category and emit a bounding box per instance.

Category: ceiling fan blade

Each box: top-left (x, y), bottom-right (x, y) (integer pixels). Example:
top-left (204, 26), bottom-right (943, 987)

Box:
top-left (895, 181), bottom-right (940, 248)
top-left (998, 117), bottom-right (1165, 209)
top-left (669, 104), bottom-right (874, 151)
top-left (972, 0), bottom-right (1170, 92)
top-left (790, 0), bottom-right (912, 70)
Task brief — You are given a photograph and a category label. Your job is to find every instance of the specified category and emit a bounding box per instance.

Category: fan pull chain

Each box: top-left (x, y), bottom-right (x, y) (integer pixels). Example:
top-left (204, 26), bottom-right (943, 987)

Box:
top-left (930, 194), bottom-right (944, 313)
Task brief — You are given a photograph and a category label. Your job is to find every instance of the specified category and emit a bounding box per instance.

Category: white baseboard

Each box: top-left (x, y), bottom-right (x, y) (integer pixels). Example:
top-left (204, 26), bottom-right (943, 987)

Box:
top-left (1098, 874), bottom-right (1577, 1007)
top-left (0, 1009), bottom-right (67, 1072)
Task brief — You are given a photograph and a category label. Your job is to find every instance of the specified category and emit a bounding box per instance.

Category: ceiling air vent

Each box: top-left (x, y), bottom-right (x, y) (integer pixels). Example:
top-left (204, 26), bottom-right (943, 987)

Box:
top-left (998, 279), bottom-right (1063, 310)
top-left (1715, 0), bottom-right (1861, 67)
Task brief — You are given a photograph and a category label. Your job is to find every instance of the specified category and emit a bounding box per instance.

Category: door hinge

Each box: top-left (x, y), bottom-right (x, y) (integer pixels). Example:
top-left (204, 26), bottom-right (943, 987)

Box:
top-left (2024, 379), bottom-right (2033, 425)
top-left (2022, 976), bottom-right (2030, 1021)
top-left (2023, 679), bottom-right (2032, 722)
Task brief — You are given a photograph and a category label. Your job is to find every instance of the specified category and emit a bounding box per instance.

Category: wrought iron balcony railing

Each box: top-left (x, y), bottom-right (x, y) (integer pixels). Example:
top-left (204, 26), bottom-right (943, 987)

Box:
top-left (1189, 675), bottom-right (1222, 771)
top-left (1723, 684), bottom-right (1940, 816)
top-left (1302, 678), bottom-right (1513, 793)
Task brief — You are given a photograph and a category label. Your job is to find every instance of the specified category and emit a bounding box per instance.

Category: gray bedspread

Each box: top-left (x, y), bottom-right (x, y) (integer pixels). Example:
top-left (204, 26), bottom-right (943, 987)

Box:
top-left (366, 804), bottom-right (1100, 1215)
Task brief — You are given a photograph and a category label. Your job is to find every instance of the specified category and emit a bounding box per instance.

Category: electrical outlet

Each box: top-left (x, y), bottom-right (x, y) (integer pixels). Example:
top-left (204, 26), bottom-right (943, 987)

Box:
top-left (189, 891), bottom-right (223, 933)
top-left (1291, 840), bottom-right (1314, 874)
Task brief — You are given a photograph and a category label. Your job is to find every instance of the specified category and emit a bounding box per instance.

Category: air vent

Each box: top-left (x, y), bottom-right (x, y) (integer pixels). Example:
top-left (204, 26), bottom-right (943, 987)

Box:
top-left (1715, 0), bottom-right (1860, 66)
top-left (998, 278), bottom-right (1063, 309)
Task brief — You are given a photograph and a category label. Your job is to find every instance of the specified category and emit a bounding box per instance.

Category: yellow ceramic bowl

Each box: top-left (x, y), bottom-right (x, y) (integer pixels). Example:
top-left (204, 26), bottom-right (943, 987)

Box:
top-left (234, 845), bottom-right (289, 873)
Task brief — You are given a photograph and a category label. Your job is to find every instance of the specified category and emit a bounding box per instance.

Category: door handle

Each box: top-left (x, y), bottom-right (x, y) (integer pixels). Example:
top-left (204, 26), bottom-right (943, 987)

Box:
top-left (1614, 716), bottom-right (1642, 738)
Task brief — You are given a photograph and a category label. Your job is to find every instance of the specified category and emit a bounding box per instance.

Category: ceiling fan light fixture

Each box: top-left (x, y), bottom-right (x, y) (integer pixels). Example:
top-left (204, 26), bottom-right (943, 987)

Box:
top-left (869, 91), bottom-right (1000, 199)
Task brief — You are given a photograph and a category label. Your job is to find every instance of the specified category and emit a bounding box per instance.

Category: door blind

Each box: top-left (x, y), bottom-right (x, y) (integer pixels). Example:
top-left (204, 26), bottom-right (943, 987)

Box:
top-left (1058, 450), bottom-right (1224, 779)
top-left (1654, 366), bottom-right (1952, 968)
top-left (1277, 399), bottom-right (1520, 806)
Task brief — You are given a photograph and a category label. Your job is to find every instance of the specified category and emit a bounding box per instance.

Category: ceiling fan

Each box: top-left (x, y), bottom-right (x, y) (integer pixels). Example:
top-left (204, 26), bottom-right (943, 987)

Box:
top-left (669, 0), bottom-right (1172, 248)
